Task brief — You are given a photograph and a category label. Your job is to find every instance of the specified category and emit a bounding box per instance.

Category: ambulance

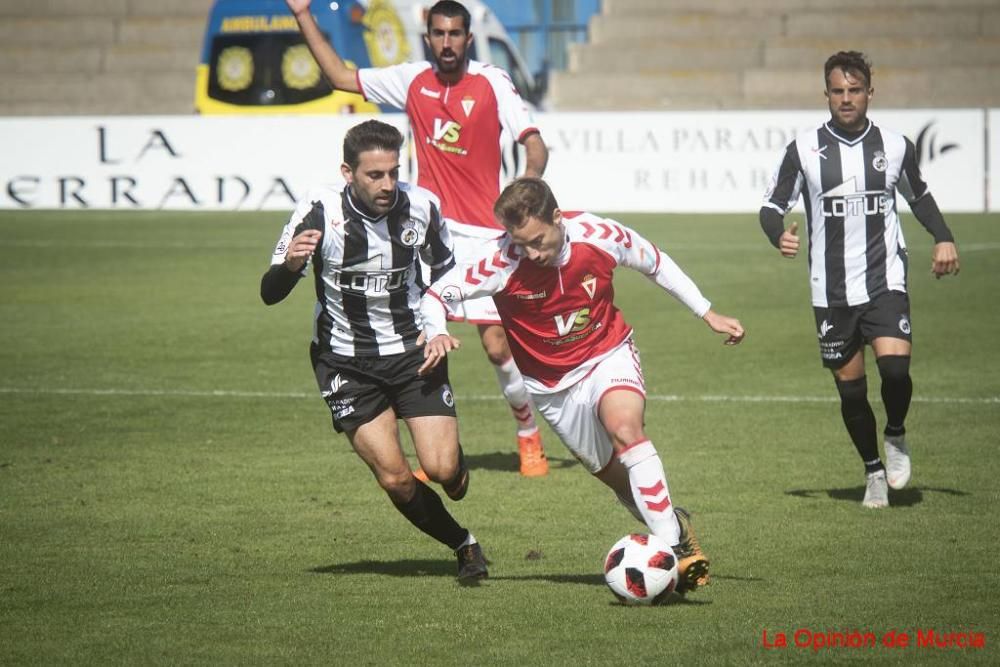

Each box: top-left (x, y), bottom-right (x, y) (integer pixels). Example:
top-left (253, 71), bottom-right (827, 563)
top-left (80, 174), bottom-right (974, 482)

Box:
top-left (195, 0), bottom-right (542, 114)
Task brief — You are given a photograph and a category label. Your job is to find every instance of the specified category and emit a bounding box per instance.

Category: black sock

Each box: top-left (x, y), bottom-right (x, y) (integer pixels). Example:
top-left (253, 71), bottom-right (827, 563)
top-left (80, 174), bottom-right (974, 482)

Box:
top-left (835, 376), bottom-right (883, 473)
top-left (877, 355), bottom-right (912, 437)
top-left (392, 480), bottom-right (468, 551)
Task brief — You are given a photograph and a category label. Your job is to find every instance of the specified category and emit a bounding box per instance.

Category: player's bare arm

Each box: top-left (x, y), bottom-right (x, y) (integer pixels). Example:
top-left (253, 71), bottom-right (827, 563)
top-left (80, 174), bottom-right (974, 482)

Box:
top-left (779, 221), bottom-right (800, 258)
top-left (285, 0), bottom-right (361, 92)
top-left (521, 132), bottom-right (549, 178)
top-left (284, 229), bottom-right (321, 272)
top-left (702, 310), bottom-right (746, 346)
top-left (931, 241), bottom-right (960, 278)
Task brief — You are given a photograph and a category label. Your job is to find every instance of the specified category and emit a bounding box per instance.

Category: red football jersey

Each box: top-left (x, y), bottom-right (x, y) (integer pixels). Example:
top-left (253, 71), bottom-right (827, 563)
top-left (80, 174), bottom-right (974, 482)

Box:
top-left (358, 61), bottom-right (538, 229)
top-left (421, 213), bottom-right (711, 392)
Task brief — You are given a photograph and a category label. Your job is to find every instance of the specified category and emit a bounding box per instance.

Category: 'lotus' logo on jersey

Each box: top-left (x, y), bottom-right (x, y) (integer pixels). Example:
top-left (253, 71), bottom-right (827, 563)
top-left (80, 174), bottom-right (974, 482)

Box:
top-left (820, 177), bottom-right (887, 218)
top-left (554, 308), bottom-right (591, 336)
top-left (335, 267), bottom-right (409, 294)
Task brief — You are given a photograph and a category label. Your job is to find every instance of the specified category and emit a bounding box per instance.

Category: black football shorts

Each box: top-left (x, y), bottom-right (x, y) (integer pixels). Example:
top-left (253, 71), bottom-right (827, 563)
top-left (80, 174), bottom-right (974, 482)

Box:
top-left (812, 290), bottom-right (912, 369)
top-left (311, 344), bottom-right (457, 433)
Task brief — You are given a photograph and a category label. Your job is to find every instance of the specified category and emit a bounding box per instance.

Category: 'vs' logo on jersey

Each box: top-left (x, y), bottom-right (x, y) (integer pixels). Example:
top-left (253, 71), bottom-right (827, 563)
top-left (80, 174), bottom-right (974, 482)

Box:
top-left (432, 118), bottom-right (461, 143)
top-left (554, 308), bottom-right (591, 336)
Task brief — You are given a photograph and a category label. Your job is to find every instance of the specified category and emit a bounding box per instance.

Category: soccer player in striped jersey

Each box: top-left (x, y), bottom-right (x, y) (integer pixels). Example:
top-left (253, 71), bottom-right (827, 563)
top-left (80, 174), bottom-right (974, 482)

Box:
top-left (260, 120), bottom-right (488, 583)
top-left (759, 51), bottom-right (960, 508)
top-left (286, 0), bottom-right (551, 477)
top-left (418, 177), bottom-right (746, 593)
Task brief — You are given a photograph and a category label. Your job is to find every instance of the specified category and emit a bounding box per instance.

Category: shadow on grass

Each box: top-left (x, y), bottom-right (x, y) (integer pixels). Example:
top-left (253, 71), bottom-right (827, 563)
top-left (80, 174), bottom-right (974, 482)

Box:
top-left (309, 559), bottom-right (454, 577)
top-left (785, 485), bottom-right (968, 507)
top-left (310, 563), bottom-right (612, 589)
top-left (463, 451), bottom-right (578, 473)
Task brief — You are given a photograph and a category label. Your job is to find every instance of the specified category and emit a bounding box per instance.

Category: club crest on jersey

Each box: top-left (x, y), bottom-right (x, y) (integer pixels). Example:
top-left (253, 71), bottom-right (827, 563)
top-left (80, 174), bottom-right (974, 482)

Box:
top-left (872, 151), bottom-right (888, 172)
top-left (441, 385), bottom-right (455, 407)
top-left (399, 222), bottom-right (420, 246)
top-left (898, 315), bottom-right (911, 335)
top-left (460, 96), bottom-right (475, 117)
top-left (581, 274), bottom-right (597, 299)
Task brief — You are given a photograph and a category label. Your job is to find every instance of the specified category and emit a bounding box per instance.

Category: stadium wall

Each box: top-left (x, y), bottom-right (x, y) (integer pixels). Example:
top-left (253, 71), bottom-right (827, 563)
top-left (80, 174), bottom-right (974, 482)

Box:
top-left (1, 110), bottom-right (993, 212)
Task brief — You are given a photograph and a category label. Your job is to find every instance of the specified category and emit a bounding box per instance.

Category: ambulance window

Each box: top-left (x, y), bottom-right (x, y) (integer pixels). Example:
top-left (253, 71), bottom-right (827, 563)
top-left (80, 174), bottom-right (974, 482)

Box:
top-left (486, 37), bottom-right (534, 103)
top-left (207, 33), bottom-right (332, 106)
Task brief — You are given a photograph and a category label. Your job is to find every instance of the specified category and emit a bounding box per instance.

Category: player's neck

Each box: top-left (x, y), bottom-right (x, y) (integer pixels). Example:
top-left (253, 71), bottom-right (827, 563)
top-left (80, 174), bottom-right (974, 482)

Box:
top-left (828, 117), bottom-right (870, 137)
top-left (435, 68), bottom-right (466, 86)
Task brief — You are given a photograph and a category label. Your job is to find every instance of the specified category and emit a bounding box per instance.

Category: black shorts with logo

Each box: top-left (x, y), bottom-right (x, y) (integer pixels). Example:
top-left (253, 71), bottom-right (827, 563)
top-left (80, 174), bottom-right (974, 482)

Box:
top-left (310, 344), bottom-right (457, 433)
top-left (813, 290), bottom-right (912, 369)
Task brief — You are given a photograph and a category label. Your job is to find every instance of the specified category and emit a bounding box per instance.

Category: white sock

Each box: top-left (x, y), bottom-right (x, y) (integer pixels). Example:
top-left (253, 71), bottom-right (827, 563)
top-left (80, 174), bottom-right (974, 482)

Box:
top-left (493, 357), bottom-right (538, 435)
top-left (458, 532), bottom-right (478, 549)
top-left (617, 440), bottom-right (681, 545)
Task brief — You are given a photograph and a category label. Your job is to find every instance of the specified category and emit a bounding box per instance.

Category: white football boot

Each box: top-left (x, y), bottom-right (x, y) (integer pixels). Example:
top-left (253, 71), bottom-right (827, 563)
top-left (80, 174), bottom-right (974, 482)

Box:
top-left (884, 435), bottom-right (911, 490)
top-left (862, 469), bottom-right (889, 509)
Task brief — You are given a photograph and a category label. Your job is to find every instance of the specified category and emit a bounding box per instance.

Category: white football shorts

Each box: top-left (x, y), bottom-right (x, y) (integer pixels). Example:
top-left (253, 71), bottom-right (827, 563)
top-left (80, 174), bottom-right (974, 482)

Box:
top-left (443, 219), bottom-right (504, 325)
top-left (532, 338), bottom-right (646, 474)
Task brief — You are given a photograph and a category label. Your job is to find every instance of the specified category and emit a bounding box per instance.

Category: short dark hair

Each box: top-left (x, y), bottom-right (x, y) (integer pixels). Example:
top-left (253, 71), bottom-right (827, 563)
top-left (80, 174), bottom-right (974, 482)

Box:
top-left (427, 0), bottom-right (470, 34)
top-left (824, 51), bottom-right (872, 89)
top-left (342, 120), bottom-right (403, 170)
top-left (494, 177), bottom-right (559, 229)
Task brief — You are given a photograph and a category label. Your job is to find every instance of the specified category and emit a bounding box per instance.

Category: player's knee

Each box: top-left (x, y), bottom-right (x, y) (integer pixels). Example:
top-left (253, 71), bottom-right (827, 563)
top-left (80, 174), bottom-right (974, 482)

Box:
top-left (422, 458), bottom-right (459, 485)
top-left (835, 375), bottom-right (868, 404)
top-left (876, 355), bottom-right (910, 383)
top-left (479, 326), bottom-right (511, 365)
top-left (607, 425), bottom-right (647, 451)
top-left (378, 471), bottom-right (415, 502)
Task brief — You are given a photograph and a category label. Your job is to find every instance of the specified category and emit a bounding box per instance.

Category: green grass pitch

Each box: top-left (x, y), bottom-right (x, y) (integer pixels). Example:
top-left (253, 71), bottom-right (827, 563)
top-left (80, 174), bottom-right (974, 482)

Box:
top-left (1, 210), bottom-right (997, 665)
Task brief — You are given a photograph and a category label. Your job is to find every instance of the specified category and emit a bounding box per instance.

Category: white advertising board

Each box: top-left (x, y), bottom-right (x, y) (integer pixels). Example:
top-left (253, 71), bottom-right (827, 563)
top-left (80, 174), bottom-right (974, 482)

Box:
top-left (539, 110), bottom-right (985, 213)
top-left (0, 110), bottom-right (987, 212)
top-left (990, 109), bottom-right (1000, 212)
top-left (0, 114), bottom-right (409, 211)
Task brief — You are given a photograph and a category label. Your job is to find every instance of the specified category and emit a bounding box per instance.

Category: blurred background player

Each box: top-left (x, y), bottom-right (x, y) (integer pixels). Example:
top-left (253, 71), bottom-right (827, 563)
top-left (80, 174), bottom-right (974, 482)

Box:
top-left (260, 119), bottom-right (487, 583)
top-left (286, 0), bottom-right (551, 477)
top-left (418, 177), bottom-right (745, 593)
top-left (759, 51), bottom-right (960, 509)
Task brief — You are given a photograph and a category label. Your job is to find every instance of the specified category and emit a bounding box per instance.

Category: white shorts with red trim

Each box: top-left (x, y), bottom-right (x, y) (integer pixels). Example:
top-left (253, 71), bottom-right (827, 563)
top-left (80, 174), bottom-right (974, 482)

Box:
top-left (444, 219), bottom-right (505, 325)
top-left (531, 338), bottom-right (646, 473)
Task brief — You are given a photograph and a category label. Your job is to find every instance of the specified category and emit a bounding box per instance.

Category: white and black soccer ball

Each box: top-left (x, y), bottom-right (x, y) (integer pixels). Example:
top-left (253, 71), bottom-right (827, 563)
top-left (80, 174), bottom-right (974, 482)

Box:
top-left (603, 533), bottom-right (679, 605)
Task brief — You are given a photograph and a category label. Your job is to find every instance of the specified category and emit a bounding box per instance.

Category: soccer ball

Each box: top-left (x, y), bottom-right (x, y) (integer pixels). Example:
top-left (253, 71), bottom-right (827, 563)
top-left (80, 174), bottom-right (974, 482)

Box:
top-left (603, 533), bottom-right (679, 605)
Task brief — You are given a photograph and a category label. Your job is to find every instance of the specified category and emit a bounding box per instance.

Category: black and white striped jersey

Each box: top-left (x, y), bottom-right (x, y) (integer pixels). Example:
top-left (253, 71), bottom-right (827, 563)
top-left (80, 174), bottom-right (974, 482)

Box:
top-left (269, 181), bottom-right (454, 357)
top-left (763, 120), bottom-right (930, 308)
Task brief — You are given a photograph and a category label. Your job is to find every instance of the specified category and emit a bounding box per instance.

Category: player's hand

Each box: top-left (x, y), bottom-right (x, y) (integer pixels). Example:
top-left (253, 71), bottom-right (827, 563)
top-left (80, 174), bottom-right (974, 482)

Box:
top-left (779, 221), bottom-right (800, 258)
top-left (418, 334), bottom-right (461, 376)
top-left (285, 0), bottom-right (312, 17)
top-left (931, 241), bottom-right (959, 279)
top-left (284, 229), bottom-right (321, 272)
top-left (703, 310), bottom-right (745, 346)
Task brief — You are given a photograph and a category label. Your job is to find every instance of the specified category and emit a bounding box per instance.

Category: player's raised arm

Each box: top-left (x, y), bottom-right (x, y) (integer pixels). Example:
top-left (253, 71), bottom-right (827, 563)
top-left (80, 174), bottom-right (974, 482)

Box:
top-left (612, 221), bottom-right (745, 345)
top-left (286, 0), bottom-right (361, 93)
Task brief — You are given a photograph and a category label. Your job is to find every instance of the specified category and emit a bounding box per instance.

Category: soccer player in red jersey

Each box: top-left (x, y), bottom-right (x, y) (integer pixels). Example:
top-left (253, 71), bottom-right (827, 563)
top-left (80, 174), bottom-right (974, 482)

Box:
top-left (418, 178), bottom-right (746, 593)
top-left (287, 0), bottom-right (551, 476)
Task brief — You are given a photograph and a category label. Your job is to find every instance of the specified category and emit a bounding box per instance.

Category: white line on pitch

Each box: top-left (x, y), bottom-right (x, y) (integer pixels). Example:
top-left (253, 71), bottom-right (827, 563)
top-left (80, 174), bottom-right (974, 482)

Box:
top-left (0, 386), bottom-right (996, 405)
